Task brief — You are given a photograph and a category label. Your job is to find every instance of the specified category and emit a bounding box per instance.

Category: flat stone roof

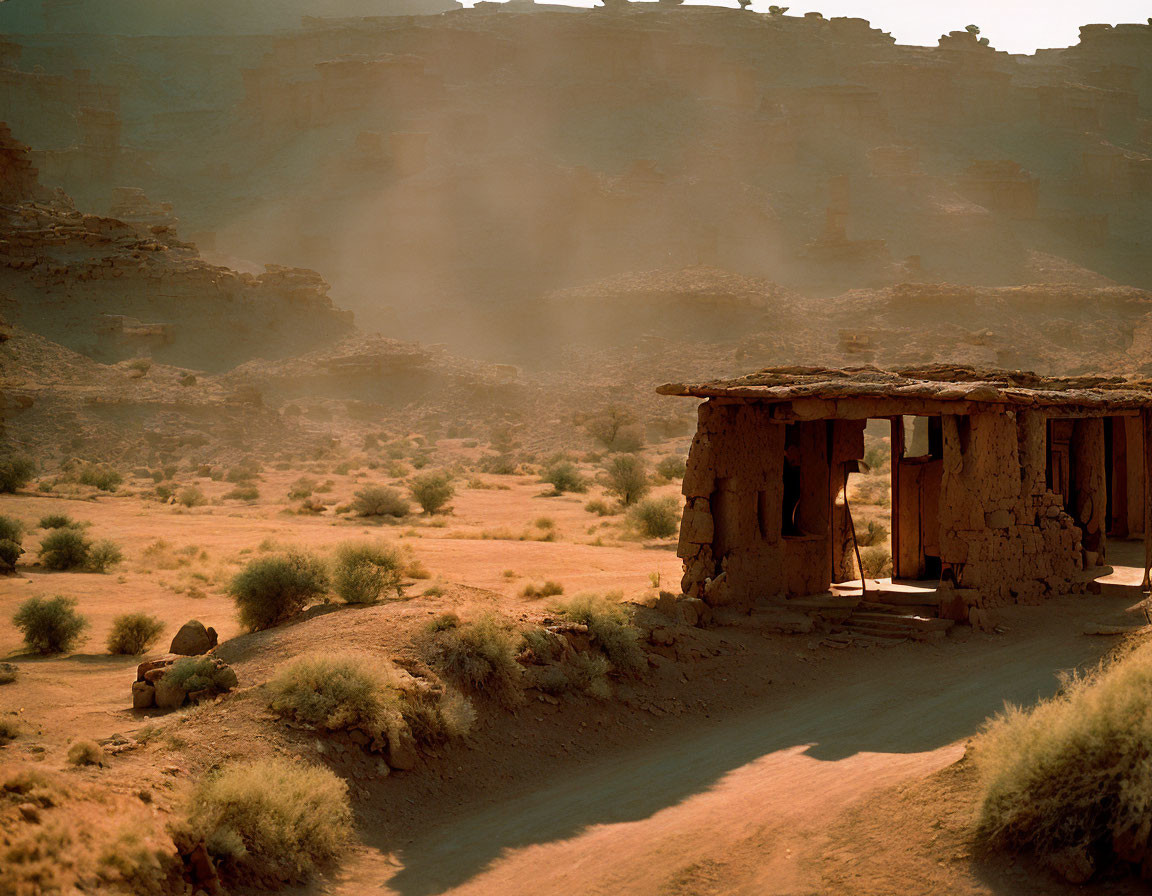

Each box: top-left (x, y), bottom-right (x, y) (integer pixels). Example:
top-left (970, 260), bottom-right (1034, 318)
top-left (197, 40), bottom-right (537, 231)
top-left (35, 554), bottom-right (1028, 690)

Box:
top-left (657, 365), bottom-right (1152, 414)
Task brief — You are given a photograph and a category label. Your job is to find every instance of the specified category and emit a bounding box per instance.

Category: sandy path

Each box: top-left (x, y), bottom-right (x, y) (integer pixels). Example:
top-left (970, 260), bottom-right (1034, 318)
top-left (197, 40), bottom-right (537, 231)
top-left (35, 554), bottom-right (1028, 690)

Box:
top-left (349, 599), bottom-right (1127, 896)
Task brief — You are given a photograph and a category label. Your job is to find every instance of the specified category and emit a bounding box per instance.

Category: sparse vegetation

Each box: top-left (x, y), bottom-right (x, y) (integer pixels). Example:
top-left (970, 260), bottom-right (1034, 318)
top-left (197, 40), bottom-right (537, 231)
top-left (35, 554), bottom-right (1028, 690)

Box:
top-left (972, 639), bottom-right (1152, 881)
top-left (628, 495), bottom-right (680, 538)
top-left (541, 460), bottom-right (587, 495)
top-left (557, 593), bottom-right (645, 675)
top-left (521, 581), bottom-right (564, 599)
top-left (267, 653), bottom-right (397, 737)
top-left (0, 539), bottom-right (20, 572)
top-left (224, 484), bottom-right (260, 502)
top-left (187, 757), bottom-right (352, 886)
top-left (860, 545), bottom-right (893, 578)
top-left (0, 515), bottom-right (23, 573)
top-left (0, 717), bottom-right (20, 744)
top-left (229, 552), bottom-right (329, 630)
top-left (423, 614), bottom-right (522, 703)
top-left (0, 515), bottom-right (24, 544)
top-left (86, 538), bottom-right (124, 573)
top-left (585, 499), bottom-right (615, 517)
top-left (106, 613), bottom-right (165, 655)
top-left (602, 454), bottom-right (650, 507)
top-left (581, 405), bottom-right (645, 452)
top-left (655, 454), bottom-right (687, 482)
top-left (38, 528), bottom-right (91, 570)
top-left (352, 484), bottom-right (410, 518)
top-left (76, 463), bottom-right (123, 492)
top-left (67, 740), bottom-right (106, 766)
top-left (288, 477), bottom-right (317, 500)
top-left (38, 513), bottom-right (77, 530)
top-left (855, 519), bottom-right (888, 548)
top-left (13, 596), bottom-right (89, 654)
top-left (409, 471), bottom-right (455, 514)
top-left (0, 456), bottom-right (35, 493)
top-left (332, 540), bottom-right (403, 604)
top-left (177, 485), bottom-right (208, 508)
top-left (168, 656), bottom-right (235, 692)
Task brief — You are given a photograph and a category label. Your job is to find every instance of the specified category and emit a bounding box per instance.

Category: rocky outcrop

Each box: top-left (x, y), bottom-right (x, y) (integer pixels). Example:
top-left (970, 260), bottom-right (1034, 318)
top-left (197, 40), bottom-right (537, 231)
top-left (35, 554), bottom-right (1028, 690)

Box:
top-left (133, 654), bottom-right (237, 711)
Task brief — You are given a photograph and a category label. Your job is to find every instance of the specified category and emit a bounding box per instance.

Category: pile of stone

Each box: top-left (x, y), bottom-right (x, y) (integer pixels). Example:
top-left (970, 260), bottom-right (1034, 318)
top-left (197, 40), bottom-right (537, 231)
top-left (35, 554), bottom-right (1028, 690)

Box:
top-left (130, 621), bottom-right (237, 711)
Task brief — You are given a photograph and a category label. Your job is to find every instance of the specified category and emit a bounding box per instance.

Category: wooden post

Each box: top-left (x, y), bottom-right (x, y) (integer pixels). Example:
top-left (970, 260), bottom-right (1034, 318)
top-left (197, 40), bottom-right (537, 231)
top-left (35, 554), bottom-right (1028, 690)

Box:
top-left (1143, 409), bottom-right (1152, 590)
top-left (890, 416), bottom-right (903, 580)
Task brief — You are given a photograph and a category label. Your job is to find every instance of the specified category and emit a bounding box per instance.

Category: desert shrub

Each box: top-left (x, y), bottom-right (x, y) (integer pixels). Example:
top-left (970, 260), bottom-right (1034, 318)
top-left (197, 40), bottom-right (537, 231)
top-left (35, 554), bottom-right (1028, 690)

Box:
top-left (38, 528), bottom-right (91, 570)
top-left (409, 472), bottom-right (455, 515)
top-left (177, 486), bottom-right (207, 508)
top-left (602, 454), bottom-right (650, 507)
top-left (581, 405), bottom-right (644, 452)
top-left (584, 499), bottom-right (615, 517)
top-left (521, 581), bottom-right (564, 599)
top-left (77, 464), bottom-right (123, 492)
top-left (331, 540), bottom-right (402, 604)
top-left (0, 515), bottom-right (23, 544)
top-left (427, 612), bottom-right (459, 632)
top-left (853, 478), bottom-right (890, 507)
top-left (398, 688), bottom-right (476, 746)
top-left (352, 485), bottom-right (409, 518)
top-left (859, 545), bottom-right (892, 578)
top-left (106, 613), bottom-right (165, 655)
top-left (168, 656), bottom-right (234, 692)
top-left (0, 456), bottom-right (35, 493)
top-left (541, 461), bottom-right (586, 495)
top-left (0, 540), bottom-right (21, 572)
top-left (628, 496), bottom-right (680, 538)
top-left (972, 640), bottom-right (1152, 880)
top-left (14, 596), bottom-right (88, 654)
top-left (225, 461), bottom-right (262, 483)
top-left (564, 652), bottom-right (613, 698)
top-left (86, 539), bottom-right (123, 573)
top-left (863, 442), bottom-right (891, 472)
top-left (38, 513), bottom-right (76, 530)
top-left (267, 653), bottom-right (397, 736)
top-left (424, 614), bottom-right (521, 703)
top-left (558, 593), bottom-right (645, 675)
top-left (188, 757), bottom-right (351, 885)
top-left (0, 515), bottom-right (22, 573)
top-left (0, 717), bottom-right (19, 744)
top-left (67, 740), bottom-right (106, 766)
top-left (229, 552), bottom-right (329, 631)
top-left (655, 455), bottom-right (687, 482)
top-left (287, 477), bottom-right (316, 500)
top-left (855, 519), bottom-right (888, 548)
top-left (224, 485), bottom-right (260, 502)
top-left (127, 357), bottom-right (152, 375)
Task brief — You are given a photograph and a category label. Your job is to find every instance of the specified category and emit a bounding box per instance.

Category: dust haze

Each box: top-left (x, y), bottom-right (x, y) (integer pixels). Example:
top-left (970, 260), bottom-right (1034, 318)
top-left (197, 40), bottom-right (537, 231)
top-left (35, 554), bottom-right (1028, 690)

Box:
top-left (2, 2), bottom-right (1152, 895)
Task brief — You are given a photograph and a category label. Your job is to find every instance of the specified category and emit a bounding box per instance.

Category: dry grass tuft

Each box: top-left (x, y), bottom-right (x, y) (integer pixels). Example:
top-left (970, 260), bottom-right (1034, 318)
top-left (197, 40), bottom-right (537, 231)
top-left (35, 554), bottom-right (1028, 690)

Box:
top-left (973, 636), bottom-right (1152, 879)
top-left (187, 757), bottom-right (351, 886)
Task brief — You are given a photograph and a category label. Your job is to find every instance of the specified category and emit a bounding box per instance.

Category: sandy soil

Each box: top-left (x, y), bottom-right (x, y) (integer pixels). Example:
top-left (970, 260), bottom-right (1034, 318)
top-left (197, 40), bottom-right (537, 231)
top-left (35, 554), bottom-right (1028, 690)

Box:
top-left (0, 471), bottom-right (1144, 896)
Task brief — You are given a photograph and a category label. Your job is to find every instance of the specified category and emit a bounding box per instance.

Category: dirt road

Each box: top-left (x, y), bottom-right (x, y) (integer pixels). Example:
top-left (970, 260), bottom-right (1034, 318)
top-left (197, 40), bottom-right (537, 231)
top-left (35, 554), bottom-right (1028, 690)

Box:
top-left (360, 595), bottom-right (1133, 896)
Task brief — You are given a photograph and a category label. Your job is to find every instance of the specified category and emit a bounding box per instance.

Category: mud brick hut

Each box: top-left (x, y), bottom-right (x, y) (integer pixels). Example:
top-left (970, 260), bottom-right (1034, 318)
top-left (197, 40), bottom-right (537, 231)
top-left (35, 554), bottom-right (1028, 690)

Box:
top-left (659, 366), bottom-right (1152, 609)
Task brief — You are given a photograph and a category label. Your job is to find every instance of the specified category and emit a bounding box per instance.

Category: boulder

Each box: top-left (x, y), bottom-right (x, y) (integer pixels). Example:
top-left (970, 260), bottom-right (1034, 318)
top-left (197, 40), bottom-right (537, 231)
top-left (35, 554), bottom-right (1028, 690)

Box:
top-left (0, 661), bottom-right (17, 683)
top-left (131, 680), bottom-right (156, 710)
top-left (137, 654), bottom-right (180, 682)
top-left (169, 621), bottom-right (218, 656)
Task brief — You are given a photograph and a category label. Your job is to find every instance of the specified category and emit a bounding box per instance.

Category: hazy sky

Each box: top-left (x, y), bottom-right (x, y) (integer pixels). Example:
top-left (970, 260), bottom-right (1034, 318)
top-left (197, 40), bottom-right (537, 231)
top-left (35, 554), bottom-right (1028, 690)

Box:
top-left (500, 0), bottom-right (1151, 55)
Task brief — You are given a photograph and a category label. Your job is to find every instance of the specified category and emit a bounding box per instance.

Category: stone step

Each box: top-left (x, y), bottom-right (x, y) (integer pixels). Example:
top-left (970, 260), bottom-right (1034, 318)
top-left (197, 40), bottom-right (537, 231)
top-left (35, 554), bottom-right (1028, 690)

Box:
top-left (851, 612), bottom-right (954, 631)
top-left (832, 622), bottom-right (910, 639)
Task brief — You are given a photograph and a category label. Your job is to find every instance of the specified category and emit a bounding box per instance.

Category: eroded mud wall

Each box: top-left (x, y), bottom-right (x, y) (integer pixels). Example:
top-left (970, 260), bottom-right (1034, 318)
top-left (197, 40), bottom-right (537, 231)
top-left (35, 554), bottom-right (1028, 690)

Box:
top-left (939, 409), bottom-right (1085, 605)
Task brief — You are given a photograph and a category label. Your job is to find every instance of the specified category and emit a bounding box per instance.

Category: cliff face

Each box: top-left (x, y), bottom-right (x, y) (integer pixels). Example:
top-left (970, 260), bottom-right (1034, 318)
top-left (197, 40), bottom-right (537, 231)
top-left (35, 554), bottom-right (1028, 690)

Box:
top-left (0, 123), bottom-right (353, 372)
top-left (2, 10), bottom-right (1150, 343)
